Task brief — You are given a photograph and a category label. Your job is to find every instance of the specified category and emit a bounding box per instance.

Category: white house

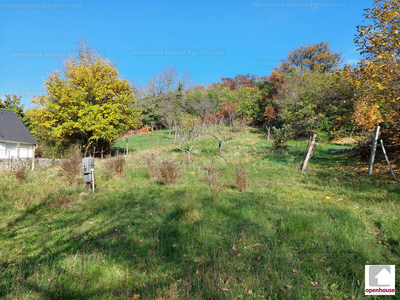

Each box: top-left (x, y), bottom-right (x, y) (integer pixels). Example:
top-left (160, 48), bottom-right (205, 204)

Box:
top-left (0, 109), bottom-right (38, 159)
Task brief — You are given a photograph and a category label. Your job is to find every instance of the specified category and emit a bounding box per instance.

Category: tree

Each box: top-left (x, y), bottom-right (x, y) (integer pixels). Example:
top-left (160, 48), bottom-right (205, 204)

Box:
top-left (177, 116), bottom-right (203, 163)
top-left (277, 41), bottom-right (342, 74)
top-left (224, 86), bottom-right (263, 120)
top-left (263, 105), bottom-right (276, 141)
top-left (205, 115), bottom-right (228, 155)
top-left (209, 74), bottom-right (270, 123)
top-left (350, 0), bottom-right (400, 145)
top-left (273, 70), bottom-right (354, 140)
top-left (217, 102), bottom-right (239, 126)
top-left (185, 85), bottom-right (216, 119)
top-left (136, 66), bottom-right (192, 129)
top-left (27, 40), bottom-right (141, 154)
top-left (0, 94), bottom-right (30, 126)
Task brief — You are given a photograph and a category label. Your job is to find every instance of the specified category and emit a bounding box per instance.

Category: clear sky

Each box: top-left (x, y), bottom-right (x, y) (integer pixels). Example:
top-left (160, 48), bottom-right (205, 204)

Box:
top-left (0, 0), bottom-right (371, 107)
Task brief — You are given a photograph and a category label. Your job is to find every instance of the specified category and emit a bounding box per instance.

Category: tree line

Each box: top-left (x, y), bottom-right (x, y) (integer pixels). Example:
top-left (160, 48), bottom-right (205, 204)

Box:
top-left (1, 0), bottom-right (398, 157)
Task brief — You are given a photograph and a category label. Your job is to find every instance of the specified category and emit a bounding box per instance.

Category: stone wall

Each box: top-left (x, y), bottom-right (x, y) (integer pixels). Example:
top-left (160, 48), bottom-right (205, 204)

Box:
top-left (0, 158), bottom-right (64, 172)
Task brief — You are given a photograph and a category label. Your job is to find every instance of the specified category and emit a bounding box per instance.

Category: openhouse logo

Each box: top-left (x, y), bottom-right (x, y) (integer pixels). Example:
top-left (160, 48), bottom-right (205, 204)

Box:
top-left (365, 265), bottom-right (395, 296)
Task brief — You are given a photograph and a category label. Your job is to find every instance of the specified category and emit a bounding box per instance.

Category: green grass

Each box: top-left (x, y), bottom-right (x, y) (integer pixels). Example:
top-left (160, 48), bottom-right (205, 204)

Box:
top-left (1, 127), bottom-right (399, 299)
top-left (113, 130), bottom-right (173, 153)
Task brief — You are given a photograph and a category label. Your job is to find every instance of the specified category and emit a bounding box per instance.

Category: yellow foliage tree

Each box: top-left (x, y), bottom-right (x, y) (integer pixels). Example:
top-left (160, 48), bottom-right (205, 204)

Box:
top-left (27, 40), bottom-right (141, 154)
top-left (351, 0), bottom-right (400, 144)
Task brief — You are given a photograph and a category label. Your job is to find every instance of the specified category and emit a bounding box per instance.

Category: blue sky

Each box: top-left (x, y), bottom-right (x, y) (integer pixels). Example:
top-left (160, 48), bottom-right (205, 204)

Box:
top-left (0, 0), bottom-right (370, 107)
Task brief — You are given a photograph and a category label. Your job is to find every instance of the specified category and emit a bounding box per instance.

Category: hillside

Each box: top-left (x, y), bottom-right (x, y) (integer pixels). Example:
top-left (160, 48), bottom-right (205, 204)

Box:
top-left (1, 127), bottom-right (399, 299)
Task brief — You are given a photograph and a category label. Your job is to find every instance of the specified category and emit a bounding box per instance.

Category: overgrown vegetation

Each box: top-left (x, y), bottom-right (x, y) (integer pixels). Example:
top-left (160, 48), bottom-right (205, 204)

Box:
top-left (235, 166), bottom-right (247, 192)
top-left (203, 164), bottom-right (225, 200)
top-left (104, 152), bottom-right (126, 178)
top-left (14, 163), bottom-right (28, 184)
top-left (1, 127), bottom-right (400, 299)
top-left (272, 124), bottom-right (293, 150)
top-left (158, 158), bottom-right (181, 185)
top-left (60, 144), bottom-right (82, 184)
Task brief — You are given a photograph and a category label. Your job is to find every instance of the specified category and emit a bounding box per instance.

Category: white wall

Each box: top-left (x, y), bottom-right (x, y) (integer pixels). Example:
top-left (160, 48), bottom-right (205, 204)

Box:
top-left (0, 142), bottom-right (34, 159)
top-left (0, 142), bottom-right (6, 159)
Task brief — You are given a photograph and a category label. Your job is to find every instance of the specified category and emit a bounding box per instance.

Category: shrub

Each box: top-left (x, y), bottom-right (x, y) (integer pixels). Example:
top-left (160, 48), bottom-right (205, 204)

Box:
top-left (15, 163), bottom-right (28, 184)
top-left (203, 165), bottom-right (225, 199)
top-left (104, 152), bottom-right (126, 177)
top-left (272, 124), bottom-right (293, 149)
top-left (235, 166), bottom-right (247, 192)
top-left (60, 144), bottom-right (82, 184)
top-left (159, 158), bottom-right (181, 185)
top-left (144, 152), bottom-right (160, 179)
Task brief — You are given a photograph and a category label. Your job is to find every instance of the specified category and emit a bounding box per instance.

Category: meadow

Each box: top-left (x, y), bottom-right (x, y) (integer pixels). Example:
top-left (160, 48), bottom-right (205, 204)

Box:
top-left (1, 127), bottom-right (399, 299)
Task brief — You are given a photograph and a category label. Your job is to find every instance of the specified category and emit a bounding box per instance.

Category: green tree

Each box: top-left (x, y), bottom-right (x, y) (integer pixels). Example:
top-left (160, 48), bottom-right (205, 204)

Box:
top-left (274, 71), bottom-right (354, 139)
top-left (27, 40), bottom-right (141, 154)
top-left (0, 94), bottom-right (30, 126)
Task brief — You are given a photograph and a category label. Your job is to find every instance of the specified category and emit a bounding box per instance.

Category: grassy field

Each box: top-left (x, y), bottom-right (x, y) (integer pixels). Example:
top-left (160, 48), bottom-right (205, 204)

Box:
top-left (113, 130), bottom-right (174, 154)
top-left (1, 127), bottom-right (399, 299)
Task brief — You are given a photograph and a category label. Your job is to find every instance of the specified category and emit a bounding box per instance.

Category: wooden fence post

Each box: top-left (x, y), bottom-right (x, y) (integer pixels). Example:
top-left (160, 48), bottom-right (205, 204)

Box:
top-left (380, 140), bottom-right (397, 182)
top-left (31, 145), bottom-right (35, 171)
top-left (301, 134), bottom-right (317, 172)
top-left (368, 125), bottom-right (380, 177)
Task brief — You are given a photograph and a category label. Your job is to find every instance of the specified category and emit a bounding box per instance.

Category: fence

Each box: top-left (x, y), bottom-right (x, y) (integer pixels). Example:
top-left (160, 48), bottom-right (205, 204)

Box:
top-left (0, 158), bottom-right (63, 172)
top-left (114, 134), bottom-right (175, 154)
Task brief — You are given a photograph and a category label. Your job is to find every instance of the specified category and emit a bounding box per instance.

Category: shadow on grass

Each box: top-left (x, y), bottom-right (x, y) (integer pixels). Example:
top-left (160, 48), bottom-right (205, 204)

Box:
top-left (0, 183), bottom-right (392, 299)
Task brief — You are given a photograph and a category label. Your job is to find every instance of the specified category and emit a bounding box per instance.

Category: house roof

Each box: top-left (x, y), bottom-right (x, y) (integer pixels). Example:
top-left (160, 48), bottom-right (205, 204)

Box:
top-left (0, 109), bottom-right (38, 145)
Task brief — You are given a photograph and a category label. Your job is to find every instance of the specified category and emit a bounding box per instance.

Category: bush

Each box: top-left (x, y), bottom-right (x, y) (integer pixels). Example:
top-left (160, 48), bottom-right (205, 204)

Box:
top-left (104, 152), bottom-right (126, 178)
top-left (203, 165), bottom-right (225, 199)
top-left (272, 124), bottom-right (293, 149)
top-left (159, 158), bottom-right (181, 185)
top-left (144, 152), bottom-right (160, 179)
top-left (235, 166), bottom-right (247, 192)
top-left (15, 163), bottom-right (28, 184)
top-left (60, 144), bottom-right (82, 184)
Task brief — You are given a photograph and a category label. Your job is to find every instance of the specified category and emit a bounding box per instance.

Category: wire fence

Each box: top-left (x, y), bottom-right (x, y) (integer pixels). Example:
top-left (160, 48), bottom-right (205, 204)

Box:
top-left (113, 133), bottom-right (176, 154)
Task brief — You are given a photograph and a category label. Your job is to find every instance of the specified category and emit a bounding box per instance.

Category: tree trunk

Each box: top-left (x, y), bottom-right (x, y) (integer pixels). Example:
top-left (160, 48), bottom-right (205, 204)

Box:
top-left (187, 151), bottom-right (191, 164)
top-left (219, 141), bottom-right (223, 155)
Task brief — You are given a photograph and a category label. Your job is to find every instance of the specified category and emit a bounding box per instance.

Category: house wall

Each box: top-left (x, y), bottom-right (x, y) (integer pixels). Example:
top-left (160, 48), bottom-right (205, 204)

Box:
top-left (0, 142), bottom-right (34, 159)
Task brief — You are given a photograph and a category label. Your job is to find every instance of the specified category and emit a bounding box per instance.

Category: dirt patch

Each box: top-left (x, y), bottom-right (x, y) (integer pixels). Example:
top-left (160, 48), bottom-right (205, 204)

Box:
top-left (330, 137), bottom-right (358, 145)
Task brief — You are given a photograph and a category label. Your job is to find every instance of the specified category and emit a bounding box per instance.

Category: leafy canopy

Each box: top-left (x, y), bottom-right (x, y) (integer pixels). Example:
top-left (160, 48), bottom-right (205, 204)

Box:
top-left (350, 0), bottom-right (400, 145)
top-left (27, 40), bottom-right (141, 150)
top-left (277, 41), bottom-right (342, 74)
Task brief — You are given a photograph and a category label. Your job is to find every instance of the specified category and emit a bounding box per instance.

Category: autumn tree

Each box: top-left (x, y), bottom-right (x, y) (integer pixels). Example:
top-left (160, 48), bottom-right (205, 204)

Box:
top-left (217, 102), bottom-right (239, 126)
top-left (27, 40), bottom-right (141, 154)
top-left (263, 105), bottom-right (276, 141)
top-left (208, 74), bottom-right (269, 123)
top-left (277, 41), bottom-right (342, 74)
top-left (272, 42), bottom-right (352, 140)
top-left (350, 0), bottom-right (400, 145)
